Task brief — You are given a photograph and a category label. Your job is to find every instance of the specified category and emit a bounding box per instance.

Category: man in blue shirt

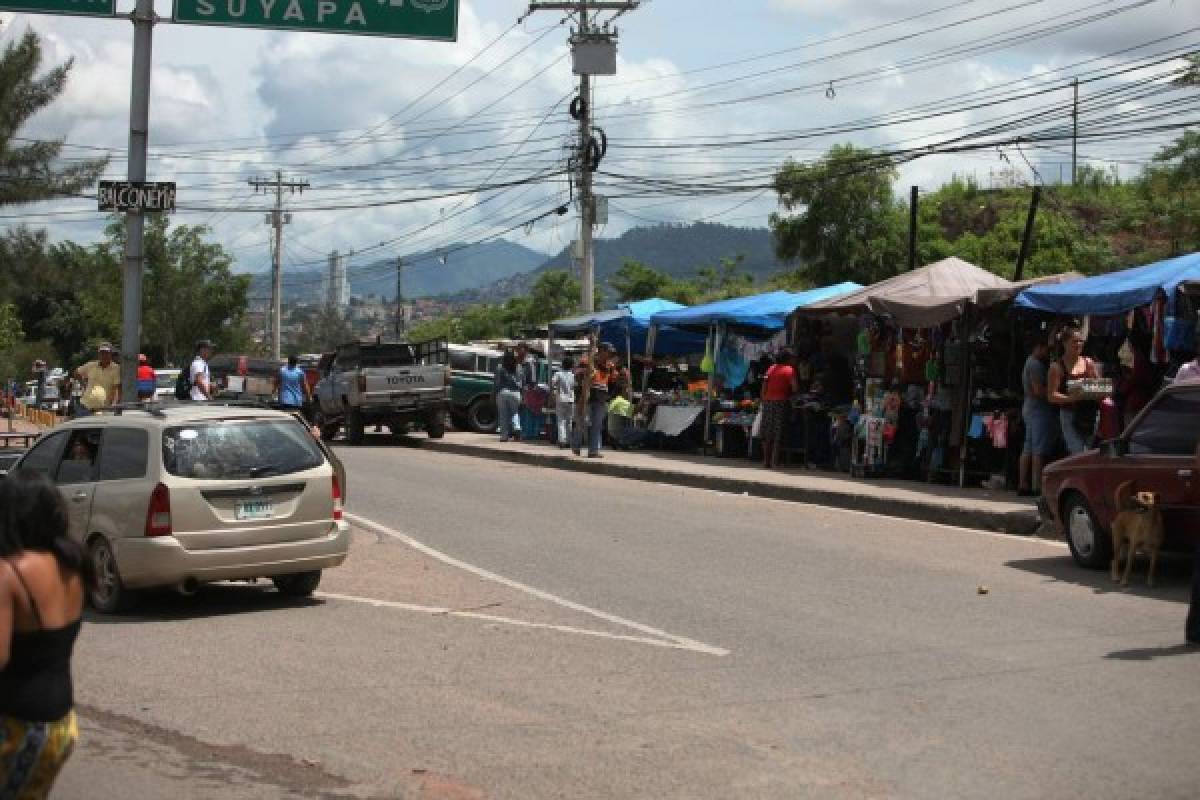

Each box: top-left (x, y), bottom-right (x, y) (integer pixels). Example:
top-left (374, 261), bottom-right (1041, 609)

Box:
top-left (275, 355), bottom-right (311, 411)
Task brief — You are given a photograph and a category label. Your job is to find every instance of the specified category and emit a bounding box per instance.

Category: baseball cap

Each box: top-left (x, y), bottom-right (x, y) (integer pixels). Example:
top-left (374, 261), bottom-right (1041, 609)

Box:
top-left (97, 342), bottom-right (113, 352)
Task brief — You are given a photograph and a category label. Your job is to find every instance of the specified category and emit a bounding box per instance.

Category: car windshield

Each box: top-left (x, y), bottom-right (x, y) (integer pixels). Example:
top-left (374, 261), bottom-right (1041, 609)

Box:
top-left (162, 419), bottom-right (324, 480)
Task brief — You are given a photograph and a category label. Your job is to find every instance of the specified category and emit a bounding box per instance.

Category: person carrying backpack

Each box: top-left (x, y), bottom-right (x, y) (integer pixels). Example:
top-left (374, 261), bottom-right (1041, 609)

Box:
top-left (176, 340), bottom-right (214, 401)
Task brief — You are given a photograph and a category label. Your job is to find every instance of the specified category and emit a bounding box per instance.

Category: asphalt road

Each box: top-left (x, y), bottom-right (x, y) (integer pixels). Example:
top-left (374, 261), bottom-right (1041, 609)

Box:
top-left (56, 444), bottom-right (1200, 799)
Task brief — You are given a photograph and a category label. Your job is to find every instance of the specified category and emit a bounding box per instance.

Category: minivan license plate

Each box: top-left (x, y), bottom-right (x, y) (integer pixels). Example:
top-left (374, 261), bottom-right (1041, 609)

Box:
top-left (235, 499), bottom-right (274, 520)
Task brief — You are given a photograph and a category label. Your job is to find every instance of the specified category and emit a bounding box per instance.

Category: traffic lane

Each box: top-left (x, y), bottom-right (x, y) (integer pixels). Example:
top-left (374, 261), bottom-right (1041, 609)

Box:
top-left (334, 444), bottom-right (1200, 796)
top-left (337, 445), bottom-right (1193, 660)
top-left (66, 581), bottom-right (758, 800)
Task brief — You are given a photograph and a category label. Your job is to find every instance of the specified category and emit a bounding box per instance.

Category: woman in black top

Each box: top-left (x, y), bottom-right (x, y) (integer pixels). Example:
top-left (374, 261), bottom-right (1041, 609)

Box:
top-left (1, 469), bottom-right (88, 798)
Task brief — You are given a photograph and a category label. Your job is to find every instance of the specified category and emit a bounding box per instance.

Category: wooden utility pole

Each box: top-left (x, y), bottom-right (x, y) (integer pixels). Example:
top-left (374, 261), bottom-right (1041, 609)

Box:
top-left (249, 171), bottom-right (309, 360)
top-left (523, 0), bottom-right (639, 313)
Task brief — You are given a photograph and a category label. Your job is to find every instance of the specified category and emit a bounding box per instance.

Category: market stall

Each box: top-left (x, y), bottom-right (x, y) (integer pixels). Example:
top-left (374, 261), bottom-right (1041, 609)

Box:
top-left (792, 257), bottom-right (1043, 486)
top-left (1015, 252), bottom-right (1200, 435)
top-left (648, 284), bottom-right (862, 454)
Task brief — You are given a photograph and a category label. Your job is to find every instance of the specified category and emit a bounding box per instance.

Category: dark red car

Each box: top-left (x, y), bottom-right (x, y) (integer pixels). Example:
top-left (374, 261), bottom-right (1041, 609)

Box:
top-left (1041, 381), bottom-right (1200, 568)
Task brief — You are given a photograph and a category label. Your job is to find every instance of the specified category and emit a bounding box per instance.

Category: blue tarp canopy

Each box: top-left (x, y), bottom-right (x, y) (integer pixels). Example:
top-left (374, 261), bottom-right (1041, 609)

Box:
top-left (1014, 252), bottom-right (1200, 316)
top-left (548, 298), bottom-right (708, 356)
top-left (649, 284), bottom-right (862, 332)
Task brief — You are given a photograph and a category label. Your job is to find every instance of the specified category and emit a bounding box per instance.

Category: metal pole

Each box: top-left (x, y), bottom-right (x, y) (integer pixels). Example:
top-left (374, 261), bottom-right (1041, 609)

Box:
top-left (703, 321), bottom-right (718, 448)
top-left (1013, 186), bottom-right (1041, 283)
top-left (907, 185), bottom-right (918, 272)
top-left (579, 68), bottom-right (595, 313)
top-left (271, 170), bottom-right (283, 361)
top-left (119, 0), bottom-right (155, 403)
top-left (394, 257), bottom-right (404, 337)
top-left (1071, 77), bottom-right (1078, 187)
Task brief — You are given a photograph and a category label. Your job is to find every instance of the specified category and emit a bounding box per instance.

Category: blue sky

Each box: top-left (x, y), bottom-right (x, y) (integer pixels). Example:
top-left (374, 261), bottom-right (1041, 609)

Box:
top-left (2, 0), bottom-right (1197, 283)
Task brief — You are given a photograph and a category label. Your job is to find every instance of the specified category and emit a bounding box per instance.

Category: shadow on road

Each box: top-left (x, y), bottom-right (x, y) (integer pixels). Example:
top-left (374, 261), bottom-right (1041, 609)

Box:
top-left (1105, 643), bottom-right (1200, 661)
top-left (1004, 555), bottom-right (1193, 603)
top-left (85, 582), bottom-right (323, 625)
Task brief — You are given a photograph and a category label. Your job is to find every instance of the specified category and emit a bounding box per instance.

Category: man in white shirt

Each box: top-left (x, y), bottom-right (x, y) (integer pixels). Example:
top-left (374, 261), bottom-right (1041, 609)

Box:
top-left (189, 339), bottom-right (214, 401)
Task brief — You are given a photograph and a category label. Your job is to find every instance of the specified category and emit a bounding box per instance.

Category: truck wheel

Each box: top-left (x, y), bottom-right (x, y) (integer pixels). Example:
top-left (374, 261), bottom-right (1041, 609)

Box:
top-left (346, 410), bottom-right (366, 445)
top-left (1063, 492), bottom-right (1111, 569)
top-left (426, 412), bottom-right (446, 439)
top-left (467, 398), bottom-right (497, 434)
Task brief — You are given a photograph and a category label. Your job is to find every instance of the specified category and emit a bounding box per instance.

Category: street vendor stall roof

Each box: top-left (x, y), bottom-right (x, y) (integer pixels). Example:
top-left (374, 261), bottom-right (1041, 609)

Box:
top-left (974, 271), bottom-right (1084, 309)
top-left (1014, 252), bottom-right (1200, 316)
top-left (793, 257), bottom-right (1011, 328)
top-left (548, 298), bottom-right (708, 355)
top-left (649, 284), bottom-right (862, 332)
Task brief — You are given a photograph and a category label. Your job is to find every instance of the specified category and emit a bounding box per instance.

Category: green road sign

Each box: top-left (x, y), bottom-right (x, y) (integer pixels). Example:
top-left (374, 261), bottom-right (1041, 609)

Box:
top-left (172, 0), bottom-right (457, 39)
top-left (0, 0), bottom-right (114, 16)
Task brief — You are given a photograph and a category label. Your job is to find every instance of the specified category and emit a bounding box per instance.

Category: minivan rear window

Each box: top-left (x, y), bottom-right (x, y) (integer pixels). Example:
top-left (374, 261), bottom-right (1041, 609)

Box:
top-left (162, 419), bottom-right (325, 480)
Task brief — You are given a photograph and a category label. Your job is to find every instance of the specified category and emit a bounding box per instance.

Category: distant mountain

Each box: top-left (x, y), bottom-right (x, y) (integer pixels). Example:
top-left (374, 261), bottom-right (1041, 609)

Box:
top-left (447, 223), bottom-right (784, 304)
top-left (245, 239), bottom-right (549, 303)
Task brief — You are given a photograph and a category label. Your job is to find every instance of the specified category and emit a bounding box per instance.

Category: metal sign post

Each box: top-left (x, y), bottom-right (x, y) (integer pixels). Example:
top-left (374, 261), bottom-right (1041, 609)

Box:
top-left (118, 0), bottom-right (156, 404)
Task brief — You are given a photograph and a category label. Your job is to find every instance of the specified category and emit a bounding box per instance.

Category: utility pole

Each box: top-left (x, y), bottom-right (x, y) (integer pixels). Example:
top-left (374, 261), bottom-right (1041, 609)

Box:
top-left (907, 186), bottom-right (919, 272)
top-left (578, 67), bottom-right (594, 312)
top-left (1071, 77), bottom-right (1078, 187)
top-left (394, 257), bottom-right (404, 338)
top-left (118, 0), bottom-right (155, 403)
top-left (523, 0), bottom-right (639, 313)
top-left (249, 171), bottom-right (309, 360)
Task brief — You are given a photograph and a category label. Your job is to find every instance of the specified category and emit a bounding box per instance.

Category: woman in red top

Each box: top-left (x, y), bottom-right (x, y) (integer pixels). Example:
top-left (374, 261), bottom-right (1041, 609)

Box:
top-left (761, 349), bottom-right (799, 469)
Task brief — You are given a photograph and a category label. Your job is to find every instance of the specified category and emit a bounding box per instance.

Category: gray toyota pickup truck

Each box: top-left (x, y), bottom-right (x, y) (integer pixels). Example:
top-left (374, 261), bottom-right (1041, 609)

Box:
top-left (313, 338), bottom-right (450, 444)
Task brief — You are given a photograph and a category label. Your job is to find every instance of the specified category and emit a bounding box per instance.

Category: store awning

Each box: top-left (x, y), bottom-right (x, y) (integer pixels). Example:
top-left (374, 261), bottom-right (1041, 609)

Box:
top-left (794, 257), bottom-right (1011, 328)
top-left (974, 272), bottom-right (1084, 309)
top-left (650, 284), bottom-right (861, 333)
top-left (548, 308), bottom-right (630, 336)
top-left (1014, 252), bottom-right (1200, 316)
top-left (548, 298), bottom-right (708, 356)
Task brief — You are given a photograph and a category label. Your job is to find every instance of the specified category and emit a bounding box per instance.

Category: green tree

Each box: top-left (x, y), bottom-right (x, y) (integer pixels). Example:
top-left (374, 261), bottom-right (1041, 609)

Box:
top-left (0, 226), bottom-right (119, 366)
top-left (527, 270), bottom-right (583, 323)
top-left (1, 31), bottom-right (107, 206)
top-left (285, 306), bottom-right (354, 354)
top-left (770, 144), bottom-right (906, 286)
top-left (0, 302), bottom-right (21, 351)
top-left (610, 259), bottom-right (675, 302)
top-left (694, 254), bottom-right (754, 300)
top-left (100, 217), bottom-right (252, 364)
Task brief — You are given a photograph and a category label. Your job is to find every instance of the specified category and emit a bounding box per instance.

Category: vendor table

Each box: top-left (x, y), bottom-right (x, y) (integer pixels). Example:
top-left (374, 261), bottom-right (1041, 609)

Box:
top-left (649, 404), bottom-right (705, 437)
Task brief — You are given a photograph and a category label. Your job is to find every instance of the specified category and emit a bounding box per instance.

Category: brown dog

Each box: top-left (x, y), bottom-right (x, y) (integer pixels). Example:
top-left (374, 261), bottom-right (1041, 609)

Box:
top-left (1110, 480), bottom-right (1164, 587)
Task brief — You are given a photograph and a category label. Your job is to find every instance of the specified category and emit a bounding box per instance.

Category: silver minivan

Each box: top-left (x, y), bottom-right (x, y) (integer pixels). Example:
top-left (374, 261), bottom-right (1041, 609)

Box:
top-left (15, 405), bottom-right (351, 612)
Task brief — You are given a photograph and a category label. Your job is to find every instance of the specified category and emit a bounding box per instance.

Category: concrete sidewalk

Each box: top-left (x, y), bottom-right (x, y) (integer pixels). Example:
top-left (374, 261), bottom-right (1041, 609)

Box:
top-left (401, 432), bottom-right (1044, 536)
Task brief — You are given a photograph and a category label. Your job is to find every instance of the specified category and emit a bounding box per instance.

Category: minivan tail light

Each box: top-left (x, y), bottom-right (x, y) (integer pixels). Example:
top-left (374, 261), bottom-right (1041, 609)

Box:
top-left (331, 474), bottom-right (344, 521)
top-left (145, 483), bottom-right (172, 537)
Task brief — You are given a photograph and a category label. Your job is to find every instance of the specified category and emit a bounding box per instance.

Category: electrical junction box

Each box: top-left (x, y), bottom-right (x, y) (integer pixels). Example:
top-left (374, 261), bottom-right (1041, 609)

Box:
top-left (572, 37), bottom-right (616, 75)
top-left (592, 195), bottom-right (608, 225)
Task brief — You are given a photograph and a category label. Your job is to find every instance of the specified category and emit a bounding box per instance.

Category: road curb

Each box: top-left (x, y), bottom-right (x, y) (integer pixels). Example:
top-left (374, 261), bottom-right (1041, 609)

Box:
top-left (410, 439), bottom-right (1041, 536)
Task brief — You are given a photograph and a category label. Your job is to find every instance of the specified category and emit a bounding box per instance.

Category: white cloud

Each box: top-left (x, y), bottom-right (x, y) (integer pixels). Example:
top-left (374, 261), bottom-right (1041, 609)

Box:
top-left (2, 0), bottom-right (1196, 284)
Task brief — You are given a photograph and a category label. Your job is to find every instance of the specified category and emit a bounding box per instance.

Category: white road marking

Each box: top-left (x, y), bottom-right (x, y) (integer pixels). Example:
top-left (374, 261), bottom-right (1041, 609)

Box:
top-left (344, 511), bottom-right (729, 657)
top-left (317, 591), bottom-right (723, 654)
